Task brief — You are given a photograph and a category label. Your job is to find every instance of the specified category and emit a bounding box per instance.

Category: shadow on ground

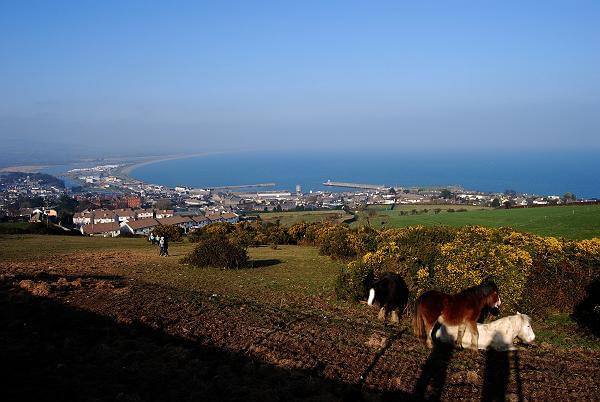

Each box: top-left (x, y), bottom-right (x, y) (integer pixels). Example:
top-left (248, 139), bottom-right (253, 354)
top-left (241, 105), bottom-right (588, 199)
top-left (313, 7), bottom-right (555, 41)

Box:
top-left (249, 259), bottom-right (283, 268)
top-left (572, 278), bottom-right (600, 337)
top-left (0, 280), bottom-right (409, 402)
top-left (413, 342), bottom-right (454, 400)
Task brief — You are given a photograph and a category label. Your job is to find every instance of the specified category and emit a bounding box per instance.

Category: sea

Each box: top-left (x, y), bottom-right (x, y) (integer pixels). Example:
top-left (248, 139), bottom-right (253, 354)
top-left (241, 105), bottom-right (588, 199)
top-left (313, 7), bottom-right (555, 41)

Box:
top-left (129, 150), bottom-right (600, 198)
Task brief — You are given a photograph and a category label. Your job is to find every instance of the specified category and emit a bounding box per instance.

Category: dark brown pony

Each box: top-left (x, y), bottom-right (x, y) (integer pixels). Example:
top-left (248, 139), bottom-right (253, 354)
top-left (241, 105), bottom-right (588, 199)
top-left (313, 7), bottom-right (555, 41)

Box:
top-left (413, 281), bottom-right (501, 349)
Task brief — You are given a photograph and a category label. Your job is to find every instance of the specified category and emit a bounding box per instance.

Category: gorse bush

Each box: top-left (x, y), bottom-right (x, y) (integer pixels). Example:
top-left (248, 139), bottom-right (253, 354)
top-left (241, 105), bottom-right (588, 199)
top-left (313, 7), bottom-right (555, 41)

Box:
top-left (317, 225), bottom-right (356, 259)
top-left (335, 225), bottom-right (600, 318)
top-left (183, 234), bottom-right (248, 269)
top-left (190, 221), bottom-right (292, 247)
top-left (152, 224), bottom-right (184, 242)
top-left (432, 233), bottom-right (532, 313)
top-left (181, 216), bottom-right (599, 319)
top-left (335, 259), bottom-right (374, 302)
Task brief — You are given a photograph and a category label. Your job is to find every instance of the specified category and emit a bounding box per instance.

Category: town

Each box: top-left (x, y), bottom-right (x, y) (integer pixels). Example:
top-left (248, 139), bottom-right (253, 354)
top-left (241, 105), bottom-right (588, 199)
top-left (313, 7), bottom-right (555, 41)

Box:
top-left (0, 162), bottom-right (592, 237)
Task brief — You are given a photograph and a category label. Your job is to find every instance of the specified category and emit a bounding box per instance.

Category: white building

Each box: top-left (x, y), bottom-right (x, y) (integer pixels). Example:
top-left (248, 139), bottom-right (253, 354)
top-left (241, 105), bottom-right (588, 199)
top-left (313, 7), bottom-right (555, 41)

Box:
top-left (120, 218), bottom-right (160, 236)
top-left (81, 222), bottom-right (120, 237)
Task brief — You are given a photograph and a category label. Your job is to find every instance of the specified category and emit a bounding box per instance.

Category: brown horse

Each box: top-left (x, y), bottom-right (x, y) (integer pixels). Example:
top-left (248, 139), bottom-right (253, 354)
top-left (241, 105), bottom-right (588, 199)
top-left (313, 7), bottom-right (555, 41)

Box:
top-left (413, 281), bottom-right (501, 349)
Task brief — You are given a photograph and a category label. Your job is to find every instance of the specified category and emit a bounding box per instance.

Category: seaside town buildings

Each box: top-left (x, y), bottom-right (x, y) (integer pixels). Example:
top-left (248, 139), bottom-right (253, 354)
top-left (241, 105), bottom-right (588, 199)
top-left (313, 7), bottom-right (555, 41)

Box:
top-left (1, 162), bottom-right (595, 231)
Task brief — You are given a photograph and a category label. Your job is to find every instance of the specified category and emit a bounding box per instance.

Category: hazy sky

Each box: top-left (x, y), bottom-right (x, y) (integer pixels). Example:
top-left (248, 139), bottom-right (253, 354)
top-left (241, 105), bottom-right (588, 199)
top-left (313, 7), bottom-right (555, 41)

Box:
top-left (1, 1), bottom-right (599, 160)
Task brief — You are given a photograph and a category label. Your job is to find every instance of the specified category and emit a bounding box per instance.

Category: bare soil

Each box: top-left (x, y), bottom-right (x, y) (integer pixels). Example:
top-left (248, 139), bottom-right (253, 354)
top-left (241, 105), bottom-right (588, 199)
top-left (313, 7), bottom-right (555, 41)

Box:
top-left (1, 250), bottom-right (599, 401)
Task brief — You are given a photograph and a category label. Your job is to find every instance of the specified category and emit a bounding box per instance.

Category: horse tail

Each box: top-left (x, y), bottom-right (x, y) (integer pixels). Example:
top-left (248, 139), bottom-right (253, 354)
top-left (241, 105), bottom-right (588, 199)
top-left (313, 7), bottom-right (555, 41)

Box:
top-left (413, 295), bottom-right (426, 342)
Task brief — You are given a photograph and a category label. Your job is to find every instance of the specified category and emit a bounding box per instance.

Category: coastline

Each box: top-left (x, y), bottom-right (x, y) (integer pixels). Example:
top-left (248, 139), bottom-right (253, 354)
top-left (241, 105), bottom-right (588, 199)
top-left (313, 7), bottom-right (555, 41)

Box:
top-left (115, 151), bottom-right (231, 181)
top-left (0, 164), bottom-right (52, 173)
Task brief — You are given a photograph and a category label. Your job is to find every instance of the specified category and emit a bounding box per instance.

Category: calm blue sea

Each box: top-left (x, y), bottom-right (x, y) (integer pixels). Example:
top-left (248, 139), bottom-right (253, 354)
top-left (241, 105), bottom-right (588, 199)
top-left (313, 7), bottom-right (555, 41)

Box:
top-left (130, 150), bottom-right (600, 198)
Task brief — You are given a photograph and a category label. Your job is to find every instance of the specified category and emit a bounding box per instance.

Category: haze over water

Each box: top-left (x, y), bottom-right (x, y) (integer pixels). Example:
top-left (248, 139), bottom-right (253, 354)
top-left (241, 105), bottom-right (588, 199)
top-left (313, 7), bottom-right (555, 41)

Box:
top-left (131, 150), bottom-right (600, 198)
top-left (1, 2), bottom-right (599, 162)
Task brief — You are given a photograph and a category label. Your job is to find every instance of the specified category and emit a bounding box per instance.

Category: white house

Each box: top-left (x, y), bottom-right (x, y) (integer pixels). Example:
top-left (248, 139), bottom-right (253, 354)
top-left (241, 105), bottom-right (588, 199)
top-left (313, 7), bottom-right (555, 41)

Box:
top-left (220, 212), bottom-right (239, 224)
top-left (205, 213), bottom-right (226, 223)
top-left (191, 215), bottom-right (211, 229)
top-left (136, 208), bottom-right (155, 219)
top-left (113, 208), bottom-right (137, 223)
top-left (155, 209), bottom-right (174, 219)
top-left (81, 222), bottom-right (120, 237)
top-left (73, 211), bottom-right (93, 226)
top-left (92, 210), bottom-right (119, 224)
top-left (156, 215), bottom-right (195, 233)
top-left (120, 218), bottom-right (160, 236)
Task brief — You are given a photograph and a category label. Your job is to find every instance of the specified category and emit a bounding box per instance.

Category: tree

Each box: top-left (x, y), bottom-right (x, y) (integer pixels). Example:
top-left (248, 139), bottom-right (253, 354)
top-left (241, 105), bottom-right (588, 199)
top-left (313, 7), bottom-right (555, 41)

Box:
top-left (491, 198), bottom-right (501, 208)
top-left (440, 189), bottom-right (452, 199)
top-left (563, 192), bottom-right (576, 202)
top-left (57, 195), bottom-right (79, 225)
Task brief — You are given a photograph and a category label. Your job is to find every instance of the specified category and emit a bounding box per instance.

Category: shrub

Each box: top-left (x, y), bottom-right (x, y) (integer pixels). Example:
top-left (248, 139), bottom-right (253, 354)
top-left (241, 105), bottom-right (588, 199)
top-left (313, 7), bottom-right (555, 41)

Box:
top-left (203, 222), bottom-right (235, 236)
top-left (267, 224), bottom-right (291, 245)
top-left (319, 227), bottom-right (356, 259)
top-left (288, 221), bottom-right (310, 244)
top-left (183, 235), bottom-right (248, 269)
top-left (151, 224), bottom-right (184, 242)
top-left (334, 259), bottom-right (374, 301)
top-left (519, 236), bottom-right (600, 316)
top-left (432, 233), bottom-right (532, 313)
top-left (335, 225), bottom-right (600, 319)
top-left (347, 226), bottom-right (378, 255)
top-left (313, 224), bottom-right (378, 260)
top-left (303, 222), bottom-right (329, 245)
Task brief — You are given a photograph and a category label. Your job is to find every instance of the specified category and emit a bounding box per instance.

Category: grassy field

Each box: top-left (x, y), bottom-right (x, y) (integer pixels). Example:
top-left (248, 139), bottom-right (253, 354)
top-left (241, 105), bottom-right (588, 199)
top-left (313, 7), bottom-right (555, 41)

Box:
top-left (1, 235), bottom-right (599, 400)
top-left (0, 233), bottom-right (150, 260)
top-left (353, 204), bottom-right (600, 239)
top-left (257, 210), bottom-right (353, 226)
top-left (0, 235), bottom-right (596, 345)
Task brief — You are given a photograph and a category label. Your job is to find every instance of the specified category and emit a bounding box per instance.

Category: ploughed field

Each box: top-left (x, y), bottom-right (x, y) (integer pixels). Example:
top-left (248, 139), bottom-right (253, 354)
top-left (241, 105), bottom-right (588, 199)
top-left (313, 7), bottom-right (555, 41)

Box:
top-left (1, 235), bottom-right (599, 401)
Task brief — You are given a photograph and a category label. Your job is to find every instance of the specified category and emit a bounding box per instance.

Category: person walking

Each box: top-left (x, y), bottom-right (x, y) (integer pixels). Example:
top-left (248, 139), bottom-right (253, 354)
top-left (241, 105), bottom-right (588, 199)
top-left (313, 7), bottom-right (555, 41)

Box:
top-left (163, 236), bottom-right (169, 257)
top-left (159, 236), bottom-right (165, 256)
top-left (149, 233), bottom-right (155, 245)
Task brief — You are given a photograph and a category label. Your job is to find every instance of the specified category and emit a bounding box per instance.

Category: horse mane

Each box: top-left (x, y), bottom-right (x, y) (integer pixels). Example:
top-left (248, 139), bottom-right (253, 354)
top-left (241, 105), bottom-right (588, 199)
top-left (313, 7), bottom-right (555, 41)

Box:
top-left (457, 280), bottom-right (498, 299)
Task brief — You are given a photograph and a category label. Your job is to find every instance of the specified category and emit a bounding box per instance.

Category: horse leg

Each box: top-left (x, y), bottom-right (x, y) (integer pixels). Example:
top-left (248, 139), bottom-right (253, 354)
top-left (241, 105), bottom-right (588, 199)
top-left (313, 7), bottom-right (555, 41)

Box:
top-left (390, 309), bottom-right (400, 324)
top-left (425, 320), bottom-right (434, 348)
top-left (468, 321), bottom-right (479, 350)
top-left (378, 307), bottom-right (386, 321)
top-left (456, 323), bottom-right (467, 348)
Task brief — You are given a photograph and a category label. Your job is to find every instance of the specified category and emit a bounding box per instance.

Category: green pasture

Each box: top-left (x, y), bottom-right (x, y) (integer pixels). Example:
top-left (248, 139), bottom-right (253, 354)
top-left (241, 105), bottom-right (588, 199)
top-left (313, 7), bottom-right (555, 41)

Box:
top-left (0, 233), bottom-right (153, 261)
top-left (353, 204), bottom-right (600, 240)
top-left (258, 210), bottom-right (353, 226)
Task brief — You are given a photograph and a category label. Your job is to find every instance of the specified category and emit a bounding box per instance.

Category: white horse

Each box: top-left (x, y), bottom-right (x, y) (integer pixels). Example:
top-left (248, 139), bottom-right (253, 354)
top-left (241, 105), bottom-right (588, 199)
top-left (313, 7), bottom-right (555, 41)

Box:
top-left (435, 312), bottom-right (535, 351)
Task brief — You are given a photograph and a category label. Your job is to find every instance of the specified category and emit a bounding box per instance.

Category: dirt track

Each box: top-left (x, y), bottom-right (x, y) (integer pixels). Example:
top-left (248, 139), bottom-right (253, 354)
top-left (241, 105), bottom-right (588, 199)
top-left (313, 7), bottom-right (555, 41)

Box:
top-left (2, 251), bottom-right (600, 401)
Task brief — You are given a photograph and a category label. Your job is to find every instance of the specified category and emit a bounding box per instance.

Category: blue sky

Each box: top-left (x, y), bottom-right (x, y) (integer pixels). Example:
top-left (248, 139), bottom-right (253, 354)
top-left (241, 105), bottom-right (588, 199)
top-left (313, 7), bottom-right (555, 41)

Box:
top-left (1, 1), bottom-right (599, 159)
